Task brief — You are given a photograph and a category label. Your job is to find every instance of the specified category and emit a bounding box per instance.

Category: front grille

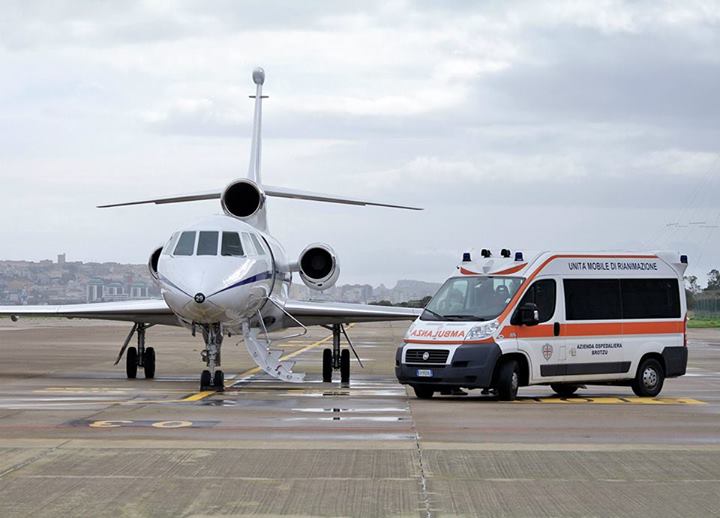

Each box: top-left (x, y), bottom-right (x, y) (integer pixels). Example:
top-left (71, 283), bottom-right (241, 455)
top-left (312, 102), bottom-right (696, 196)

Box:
top-left (405, 349), bottom-right (449, 364)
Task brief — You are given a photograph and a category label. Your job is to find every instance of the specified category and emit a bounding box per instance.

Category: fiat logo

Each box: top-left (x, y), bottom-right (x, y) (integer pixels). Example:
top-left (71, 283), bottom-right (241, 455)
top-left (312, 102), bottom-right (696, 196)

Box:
top-left (422, 351), bottom-right (430, 361)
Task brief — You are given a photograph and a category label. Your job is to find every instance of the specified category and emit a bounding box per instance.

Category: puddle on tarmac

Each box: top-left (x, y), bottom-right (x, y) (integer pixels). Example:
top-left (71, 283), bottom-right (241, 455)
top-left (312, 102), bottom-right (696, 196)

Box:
top-left (200, 399), bottom-right (238, 407)
top-left (292, 407), bottom-right (406, 413)
top-left (285, 416), bottom-right (407, 422)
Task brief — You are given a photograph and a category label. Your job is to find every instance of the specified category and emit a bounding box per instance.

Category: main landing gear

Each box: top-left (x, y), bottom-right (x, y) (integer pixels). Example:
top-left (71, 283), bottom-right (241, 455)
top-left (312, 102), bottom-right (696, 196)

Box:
top-left (321, 324), bottom-right (362, 384)
top-left (199, 323), bottom-right (224, 391)
top-left (115, 323), bottom-right (156, 379)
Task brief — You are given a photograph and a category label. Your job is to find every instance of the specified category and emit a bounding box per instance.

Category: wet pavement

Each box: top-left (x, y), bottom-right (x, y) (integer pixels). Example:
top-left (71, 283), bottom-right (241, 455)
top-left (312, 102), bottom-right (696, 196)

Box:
top-left (0, 319), bottom-right (719, 516)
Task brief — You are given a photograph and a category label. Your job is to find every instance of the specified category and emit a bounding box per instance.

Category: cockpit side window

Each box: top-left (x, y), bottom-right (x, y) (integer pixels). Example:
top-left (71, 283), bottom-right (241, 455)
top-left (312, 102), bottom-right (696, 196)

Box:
top-left (250, 234), bottom-right (266, 256)
top-left (174, 231), bottom-right (196, 256)
top-left (163, 232), bottom-right (180, 255)
top-left (221, 232), bottom-right (244, 256)
top-left (197, 231), bottom-right (219, 256)
top-left (241, 233), bottom-right (256, 256)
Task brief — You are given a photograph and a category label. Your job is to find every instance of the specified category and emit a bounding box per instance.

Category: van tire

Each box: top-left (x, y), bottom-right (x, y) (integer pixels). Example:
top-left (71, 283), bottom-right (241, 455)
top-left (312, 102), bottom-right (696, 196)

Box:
top-left (496, 359), bottom-right (519, 401)
top-left (412, 385), bottom-right (434, 399)
top-left (551, 384), bottom-right (578, 397)
top-left (632, 358), bottom-right (665, 397)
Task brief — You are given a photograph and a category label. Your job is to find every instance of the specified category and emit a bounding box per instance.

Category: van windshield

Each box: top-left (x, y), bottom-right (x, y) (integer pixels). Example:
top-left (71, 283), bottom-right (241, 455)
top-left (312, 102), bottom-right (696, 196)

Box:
top-left (421, 276), bottom-right (524, 322)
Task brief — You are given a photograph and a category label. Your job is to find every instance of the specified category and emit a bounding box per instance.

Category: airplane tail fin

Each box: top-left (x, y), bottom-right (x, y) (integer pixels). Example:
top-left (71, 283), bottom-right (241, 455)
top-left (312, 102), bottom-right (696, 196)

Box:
top-left (97, 68), bottom-right (423, 214)
top-left (247, 67), bottom-right (266, 185)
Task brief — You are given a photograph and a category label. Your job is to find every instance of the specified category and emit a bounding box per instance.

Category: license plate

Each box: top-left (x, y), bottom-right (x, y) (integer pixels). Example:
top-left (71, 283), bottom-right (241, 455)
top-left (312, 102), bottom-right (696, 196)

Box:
top-left (416, 369), bottom-right (433, 377)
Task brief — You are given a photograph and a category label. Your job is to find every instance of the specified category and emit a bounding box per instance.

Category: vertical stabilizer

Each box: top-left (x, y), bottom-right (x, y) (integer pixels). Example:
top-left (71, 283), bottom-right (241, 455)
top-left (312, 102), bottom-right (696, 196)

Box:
top-left (247, 67), bottom-right (266, 184)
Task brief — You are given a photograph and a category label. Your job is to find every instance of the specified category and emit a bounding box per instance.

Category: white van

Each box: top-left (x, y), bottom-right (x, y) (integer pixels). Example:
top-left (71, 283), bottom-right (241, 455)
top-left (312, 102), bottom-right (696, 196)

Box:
top-left (395, 250), bottom-right (688, 400)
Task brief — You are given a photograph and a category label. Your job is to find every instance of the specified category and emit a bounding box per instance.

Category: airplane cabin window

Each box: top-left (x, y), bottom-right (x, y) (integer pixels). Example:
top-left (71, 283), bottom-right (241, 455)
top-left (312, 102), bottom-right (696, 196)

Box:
top-left (221, 232), bottom-right (244, 256)
top-left (174, 231), bottom-right (196, 256)
top-left (197, 231), bottom-right (219, 256)
top-left (250, 234), bottom-right (266, 255)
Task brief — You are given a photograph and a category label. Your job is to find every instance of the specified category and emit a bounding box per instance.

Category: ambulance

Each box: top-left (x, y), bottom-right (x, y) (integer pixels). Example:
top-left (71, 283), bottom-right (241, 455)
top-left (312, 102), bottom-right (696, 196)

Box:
top-left (395, 250), bottom-right (688, 400)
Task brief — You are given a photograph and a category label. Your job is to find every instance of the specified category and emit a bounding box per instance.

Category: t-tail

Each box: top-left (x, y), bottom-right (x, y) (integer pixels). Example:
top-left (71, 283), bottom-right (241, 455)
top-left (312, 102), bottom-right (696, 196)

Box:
top-left (97, 67), bottom-right (422, 230)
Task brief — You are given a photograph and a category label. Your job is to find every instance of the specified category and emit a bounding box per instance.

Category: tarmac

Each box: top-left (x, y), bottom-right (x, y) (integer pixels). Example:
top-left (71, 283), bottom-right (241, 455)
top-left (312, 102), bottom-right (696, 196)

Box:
top-left (0, 318), bottom-right (718, 517)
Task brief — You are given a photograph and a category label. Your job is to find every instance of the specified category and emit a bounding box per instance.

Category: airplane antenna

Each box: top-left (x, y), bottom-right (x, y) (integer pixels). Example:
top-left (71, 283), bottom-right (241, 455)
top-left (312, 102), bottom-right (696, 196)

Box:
top-left (248, 67), bottom-right (267, 184)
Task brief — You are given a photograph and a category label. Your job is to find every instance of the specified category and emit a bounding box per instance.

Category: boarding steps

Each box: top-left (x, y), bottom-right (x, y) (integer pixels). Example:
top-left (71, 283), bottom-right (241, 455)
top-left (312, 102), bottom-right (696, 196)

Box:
top-left (242, 322), bottom-right (305, 383)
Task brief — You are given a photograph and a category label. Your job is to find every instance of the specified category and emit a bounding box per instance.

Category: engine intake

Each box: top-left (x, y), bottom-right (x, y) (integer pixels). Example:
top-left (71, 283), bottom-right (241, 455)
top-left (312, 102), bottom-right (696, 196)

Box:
top-left (148, 246), bottom-right (162, 280)
top-left (298, 244), bottom-right (339, 290)
top-left (221, 180), bottom-right (266, 219)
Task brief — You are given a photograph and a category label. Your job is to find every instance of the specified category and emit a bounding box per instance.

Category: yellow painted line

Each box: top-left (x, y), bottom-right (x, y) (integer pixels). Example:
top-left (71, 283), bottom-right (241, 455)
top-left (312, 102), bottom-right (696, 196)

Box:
top-left (514, 396), bottom-right (705, 405)
top-left (180, 391), bottom-right (216, 402)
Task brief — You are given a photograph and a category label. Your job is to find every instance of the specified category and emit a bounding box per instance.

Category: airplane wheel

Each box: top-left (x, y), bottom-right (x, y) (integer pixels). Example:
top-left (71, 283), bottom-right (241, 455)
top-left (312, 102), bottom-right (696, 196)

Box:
top-left (340, 349), bottom-right (350, 383)
top-left (322, 349), bottom-right (332, 382)
top-left (213, 370), bottom-right (224, 391)
top-left (143, 347), bottom-right (156, 379)
top-left (126, 347), bottom-right (138, 379)
top-left (200, 370), bottom-right (211, 390)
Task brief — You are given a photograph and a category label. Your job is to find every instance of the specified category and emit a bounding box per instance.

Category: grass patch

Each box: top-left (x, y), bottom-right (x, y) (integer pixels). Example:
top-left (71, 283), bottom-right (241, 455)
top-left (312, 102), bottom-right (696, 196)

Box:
top-left (688, 316), bottom-right (720, 328)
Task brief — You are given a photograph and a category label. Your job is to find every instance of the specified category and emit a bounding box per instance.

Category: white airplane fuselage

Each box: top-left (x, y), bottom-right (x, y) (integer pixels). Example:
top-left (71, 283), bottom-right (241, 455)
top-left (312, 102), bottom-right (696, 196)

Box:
top-left (156, 215), bottom-right (291, 334)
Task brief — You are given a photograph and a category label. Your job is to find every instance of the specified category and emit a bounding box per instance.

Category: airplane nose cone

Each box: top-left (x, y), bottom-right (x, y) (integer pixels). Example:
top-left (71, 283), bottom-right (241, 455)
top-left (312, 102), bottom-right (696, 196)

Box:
top-left (194, 292), bottom-right (206, 304)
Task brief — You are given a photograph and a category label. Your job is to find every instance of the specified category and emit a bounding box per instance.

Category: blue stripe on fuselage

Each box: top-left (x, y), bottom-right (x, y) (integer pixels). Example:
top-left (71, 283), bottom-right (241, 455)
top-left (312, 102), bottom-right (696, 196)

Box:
top-left (208, 270), bottom-right (273, 298)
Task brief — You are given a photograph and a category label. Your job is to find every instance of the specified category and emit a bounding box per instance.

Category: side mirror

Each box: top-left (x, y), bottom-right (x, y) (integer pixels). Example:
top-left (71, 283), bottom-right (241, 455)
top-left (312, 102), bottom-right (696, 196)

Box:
top-left (513, 302), bottom-right (540, 326)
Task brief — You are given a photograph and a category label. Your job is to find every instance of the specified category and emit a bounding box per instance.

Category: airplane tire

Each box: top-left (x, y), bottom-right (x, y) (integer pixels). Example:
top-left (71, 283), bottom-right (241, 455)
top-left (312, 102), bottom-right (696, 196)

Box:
top-left (496, 359), bottom-right (519, 401)
top-left (200, 370), bottom-right (212, 390)
top-left (143, 347), bottom-right (156, 379)
top-left (322, 349), bottom-right (332, 382)
top-left (213, 370), bottom-right (224, 390)
top-left (340, 349), bottom-right (350, 383)
top-left (126, 347), bottom-right (138, 379)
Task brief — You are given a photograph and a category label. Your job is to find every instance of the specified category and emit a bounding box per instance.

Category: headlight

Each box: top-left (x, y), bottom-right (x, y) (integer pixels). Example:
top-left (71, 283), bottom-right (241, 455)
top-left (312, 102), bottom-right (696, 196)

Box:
top-left (465, 320), bottom-right (499, 341)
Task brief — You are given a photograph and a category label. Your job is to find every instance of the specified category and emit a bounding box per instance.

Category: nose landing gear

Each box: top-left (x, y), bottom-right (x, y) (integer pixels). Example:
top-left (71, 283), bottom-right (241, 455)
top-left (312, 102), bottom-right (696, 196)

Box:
top-left (199, 323), bottom-right (224, 391)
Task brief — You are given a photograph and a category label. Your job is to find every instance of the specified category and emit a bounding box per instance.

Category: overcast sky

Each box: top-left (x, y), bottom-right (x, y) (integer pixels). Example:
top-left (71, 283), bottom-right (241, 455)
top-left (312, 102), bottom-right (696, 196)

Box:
top-left (2, 0), bottom-right (719, 286)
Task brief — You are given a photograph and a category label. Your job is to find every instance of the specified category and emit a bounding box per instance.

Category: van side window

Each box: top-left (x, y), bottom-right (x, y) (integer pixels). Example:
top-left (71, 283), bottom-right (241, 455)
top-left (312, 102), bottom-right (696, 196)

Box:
top-left (173, 231), bottom-right (196, 256)
top-left (518, 279), bottom-right (556, 323)
top-left (564, 279), bottom-right (621, 320)
top-left (621, 279), bottom-right (680, 319)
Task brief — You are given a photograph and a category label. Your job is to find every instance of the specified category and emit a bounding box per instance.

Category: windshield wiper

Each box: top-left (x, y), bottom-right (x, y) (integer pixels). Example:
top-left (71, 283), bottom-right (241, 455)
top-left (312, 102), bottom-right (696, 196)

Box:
top-left (421, 308), bottom-right (444, 320)
top-left (444, 315), bottom-right (488, 321)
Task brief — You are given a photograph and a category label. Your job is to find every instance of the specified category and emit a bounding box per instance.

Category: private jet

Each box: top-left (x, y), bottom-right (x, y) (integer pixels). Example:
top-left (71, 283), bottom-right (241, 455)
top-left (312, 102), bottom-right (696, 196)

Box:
top-left (0, 68), bottom-right (422, 390)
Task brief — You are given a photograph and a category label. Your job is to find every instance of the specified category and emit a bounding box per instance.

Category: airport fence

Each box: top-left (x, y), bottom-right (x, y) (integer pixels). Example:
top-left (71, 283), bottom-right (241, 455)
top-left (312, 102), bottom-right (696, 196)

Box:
top-left (693, 293), bottom-right (720, 316)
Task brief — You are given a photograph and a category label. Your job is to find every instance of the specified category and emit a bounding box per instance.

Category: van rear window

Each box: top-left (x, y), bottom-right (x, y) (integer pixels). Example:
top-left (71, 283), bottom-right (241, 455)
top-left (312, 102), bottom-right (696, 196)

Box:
top-left (564, 278), bottom-right (681, 320)
top-left (621, 279), bottom-right (680, 319)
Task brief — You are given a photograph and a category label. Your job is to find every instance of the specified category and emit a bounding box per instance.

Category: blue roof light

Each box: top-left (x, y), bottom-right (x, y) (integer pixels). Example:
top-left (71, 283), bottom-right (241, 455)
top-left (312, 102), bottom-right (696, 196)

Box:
top-left (514, 251), bottom-right (524, 261)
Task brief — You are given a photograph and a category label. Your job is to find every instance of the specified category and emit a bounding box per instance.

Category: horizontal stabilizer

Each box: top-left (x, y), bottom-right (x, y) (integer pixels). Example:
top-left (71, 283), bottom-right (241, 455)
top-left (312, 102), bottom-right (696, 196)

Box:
top-left (98, 185), bottom-right (422, 211)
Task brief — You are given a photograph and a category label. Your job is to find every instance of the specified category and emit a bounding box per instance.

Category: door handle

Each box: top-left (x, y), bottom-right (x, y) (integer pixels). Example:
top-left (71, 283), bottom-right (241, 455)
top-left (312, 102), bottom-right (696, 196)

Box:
top-left (554, 322), bottom-right (560, 336)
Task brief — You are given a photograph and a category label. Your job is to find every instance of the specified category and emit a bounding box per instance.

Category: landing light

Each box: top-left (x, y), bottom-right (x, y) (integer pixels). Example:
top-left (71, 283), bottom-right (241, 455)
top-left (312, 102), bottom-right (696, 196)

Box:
top-left (194, 293), bottom-right (206, 304)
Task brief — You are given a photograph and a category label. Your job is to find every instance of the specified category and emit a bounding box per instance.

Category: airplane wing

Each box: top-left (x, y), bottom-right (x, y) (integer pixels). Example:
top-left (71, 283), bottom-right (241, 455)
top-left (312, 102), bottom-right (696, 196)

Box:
top-left (283, 299), bottom-right (422, 327)
top-left (98, 185), bottom-right (422, 211)
top-left (0, 299), bottom-right (179, 326)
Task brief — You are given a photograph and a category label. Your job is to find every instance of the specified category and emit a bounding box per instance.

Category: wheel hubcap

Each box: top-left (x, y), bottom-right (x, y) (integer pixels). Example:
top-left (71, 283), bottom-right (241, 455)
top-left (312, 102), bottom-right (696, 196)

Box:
top-left (511, 372), bottom-right (518, 392)
top-left (642, 367), bottom-right (658, 389)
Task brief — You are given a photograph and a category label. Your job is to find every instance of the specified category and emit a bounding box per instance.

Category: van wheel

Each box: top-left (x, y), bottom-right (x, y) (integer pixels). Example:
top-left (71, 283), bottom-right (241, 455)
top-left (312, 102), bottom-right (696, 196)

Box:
top-left (412, 385), bottom-right (434, 399)
top-left (551, 384), bottom-right (578, 397)
top-left (632, 358), bottom-right (665, 397)
top-left (496, 360), bottom-right (519, 401)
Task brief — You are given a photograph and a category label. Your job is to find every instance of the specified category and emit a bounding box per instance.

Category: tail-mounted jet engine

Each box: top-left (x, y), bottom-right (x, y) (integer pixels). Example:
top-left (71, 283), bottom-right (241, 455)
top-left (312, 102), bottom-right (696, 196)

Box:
top-left (298, 244), bottom-right (340, 290)
top-left (148, 246), bottom-right (162, 281)
top-left (221, 179), bottom-right (266, 219)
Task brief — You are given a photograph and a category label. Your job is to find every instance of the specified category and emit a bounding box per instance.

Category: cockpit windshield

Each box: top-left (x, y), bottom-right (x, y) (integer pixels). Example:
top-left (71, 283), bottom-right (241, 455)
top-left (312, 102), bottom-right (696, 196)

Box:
top-left (167, 230), bottom-right (251, 257)
top-left (421, 276), bottom-right (524, 322)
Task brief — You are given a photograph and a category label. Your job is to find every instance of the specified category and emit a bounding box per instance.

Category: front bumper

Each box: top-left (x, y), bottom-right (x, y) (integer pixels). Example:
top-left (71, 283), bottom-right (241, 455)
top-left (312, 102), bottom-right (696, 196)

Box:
top-left (395, 342), bottom-right (502, 388)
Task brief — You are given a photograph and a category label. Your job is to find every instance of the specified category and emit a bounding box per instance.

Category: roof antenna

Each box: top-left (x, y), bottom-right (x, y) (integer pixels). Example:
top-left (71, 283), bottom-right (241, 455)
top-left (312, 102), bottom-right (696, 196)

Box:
top-left (247, 67), bottom-right (268, 184)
